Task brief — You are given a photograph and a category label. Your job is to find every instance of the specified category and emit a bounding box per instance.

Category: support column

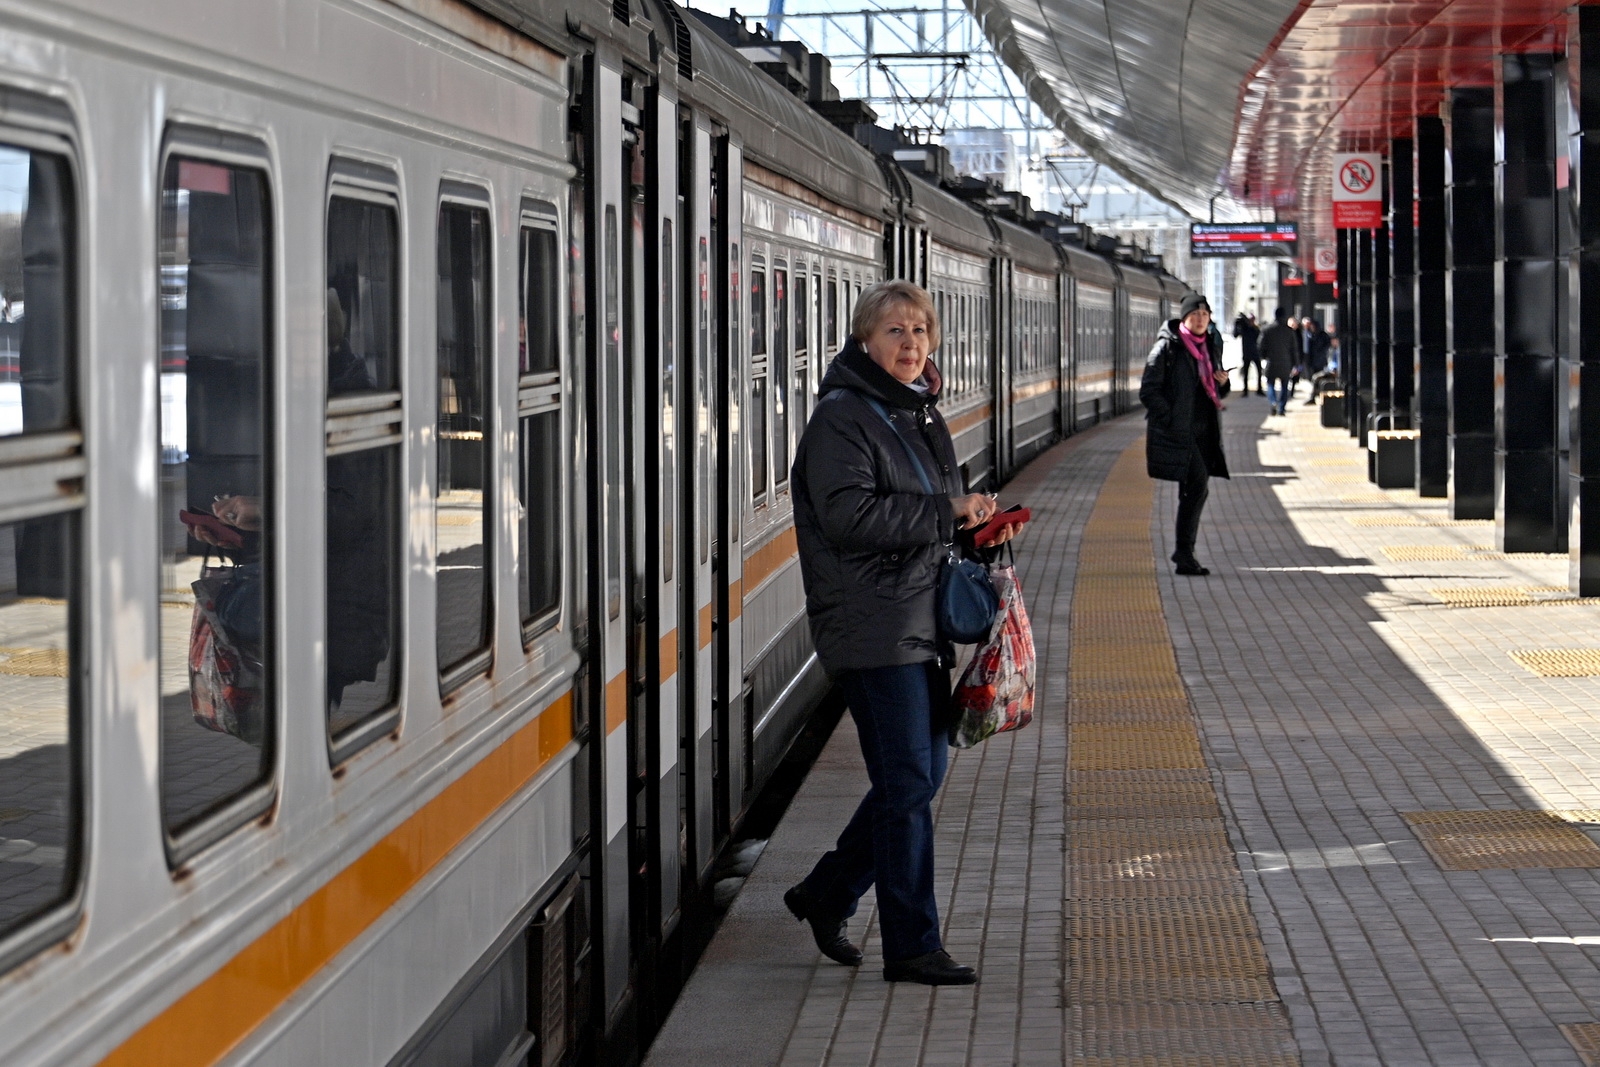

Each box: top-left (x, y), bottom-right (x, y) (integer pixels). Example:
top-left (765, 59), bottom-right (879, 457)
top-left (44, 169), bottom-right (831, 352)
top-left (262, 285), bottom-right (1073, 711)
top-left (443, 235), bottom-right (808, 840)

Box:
top-left (1354, 219), bottom-right (1374, 437)
top-left (1391, 137), bottom-right (1416, 436)
top-left (1373, 164), bottom-right (1393, 431)
top-left (1416, 115), bottom-right (1450, 495)
top-left (1496, 53), bottom-right (1564, 550)
top-left (1570, 8), bottom-right (1600, 590)
top-left (1338, 227), bottom-right (1354, 430)
top-left (1446, 86), bottom-right (1498, 517)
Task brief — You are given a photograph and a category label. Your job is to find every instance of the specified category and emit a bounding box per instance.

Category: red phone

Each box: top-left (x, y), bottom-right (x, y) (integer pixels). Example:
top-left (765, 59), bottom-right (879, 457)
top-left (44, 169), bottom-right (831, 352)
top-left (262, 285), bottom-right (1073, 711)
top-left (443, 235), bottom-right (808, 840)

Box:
top-left (179, 508), bottom-right (245, 549)
top-left (972, 504), bottom-right (1029, 547)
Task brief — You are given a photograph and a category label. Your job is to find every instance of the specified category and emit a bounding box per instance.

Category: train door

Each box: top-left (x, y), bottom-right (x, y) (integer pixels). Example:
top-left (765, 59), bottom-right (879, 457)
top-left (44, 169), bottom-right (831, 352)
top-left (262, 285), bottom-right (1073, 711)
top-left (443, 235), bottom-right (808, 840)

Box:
top-left (639, 78), bottom-right (685, 1023)
top-left (1059, 275), bottom-right (1075, 437)
top-left (712, 135), bottom-right (746, 841)
top-left (580, 44), bottom-right (638, 1050)
top-left (681, 112), bottom-right (718, 895)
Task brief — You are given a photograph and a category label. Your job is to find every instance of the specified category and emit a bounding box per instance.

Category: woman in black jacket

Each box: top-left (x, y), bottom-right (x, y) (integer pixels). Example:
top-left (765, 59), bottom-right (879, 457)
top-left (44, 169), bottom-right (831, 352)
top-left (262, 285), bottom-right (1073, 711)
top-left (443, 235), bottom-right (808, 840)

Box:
top-left (784, 280), bottom-right (1020, 986)
top-left (1140, 292), bottom-right (1230, 576)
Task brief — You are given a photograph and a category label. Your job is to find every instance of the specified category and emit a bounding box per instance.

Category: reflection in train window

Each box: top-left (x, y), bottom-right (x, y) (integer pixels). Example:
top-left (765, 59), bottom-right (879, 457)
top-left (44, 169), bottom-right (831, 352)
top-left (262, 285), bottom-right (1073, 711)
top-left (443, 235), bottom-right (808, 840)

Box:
top-left (0, 137), bottom-right (80, 963)
top-left (750, 374), bottom-right (768, 502)
top-left (697, 235), bottom-right (710, 566)
top-left (519, 219), bottom-right (562, 629)
top-left (750, 266), bottom-right (766, 358)
top-left (659, 222), bottom-right (675, 581)
top-left (0, 146), bottom-right (72, 437)
top-left (325, 194), bottom-right (401, 745)
top-left (157, 154), bottom-right (274, 837)
top-left (771, 265), bottom-right (788, 484)
top-left (436, 201), bottom-right (492, 678)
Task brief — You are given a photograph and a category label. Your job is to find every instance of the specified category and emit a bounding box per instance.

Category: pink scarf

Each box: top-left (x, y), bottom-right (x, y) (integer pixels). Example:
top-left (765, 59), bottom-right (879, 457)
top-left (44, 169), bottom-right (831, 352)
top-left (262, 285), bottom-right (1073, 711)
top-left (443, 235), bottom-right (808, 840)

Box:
top-left (1180, 325), bottom-right (1220, 409)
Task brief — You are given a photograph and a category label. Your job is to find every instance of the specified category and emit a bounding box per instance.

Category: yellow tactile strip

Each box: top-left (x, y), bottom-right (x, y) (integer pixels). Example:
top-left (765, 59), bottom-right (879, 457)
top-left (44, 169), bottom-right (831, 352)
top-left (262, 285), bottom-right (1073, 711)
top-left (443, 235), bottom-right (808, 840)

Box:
top-left (1511, 650), bottom-right (1600, 677)
top-left (1066, 440), bottom-right (1300, 1065)
top-left (1563, 1023), bottom-right (1600, 1065)
top-left (1430, 587), bottom-right (1600, 609)
top-left (1402, 810), bottom-right (1600, 869)
top-left (0, 646), bottom-right (68, 677)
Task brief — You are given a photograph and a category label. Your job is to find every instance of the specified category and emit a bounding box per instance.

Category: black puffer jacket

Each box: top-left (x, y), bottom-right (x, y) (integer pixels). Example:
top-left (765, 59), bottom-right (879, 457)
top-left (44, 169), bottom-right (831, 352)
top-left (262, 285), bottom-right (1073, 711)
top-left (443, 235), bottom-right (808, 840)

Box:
top-left (1139, 320), bottom-right (1231, 482)
top-left (792, 339), bottom-right (965, 674)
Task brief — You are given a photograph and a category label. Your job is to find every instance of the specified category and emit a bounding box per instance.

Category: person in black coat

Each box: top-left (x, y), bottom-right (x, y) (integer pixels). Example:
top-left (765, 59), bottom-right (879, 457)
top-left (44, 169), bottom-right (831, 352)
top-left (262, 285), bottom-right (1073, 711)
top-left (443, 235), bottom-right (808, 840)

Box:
top-left (1258, 307), bottom-right (1300, 416)
top-left (785, 280), bottom-right (1021, 987)
top-left (1231, 311), bottom-right (1262, 395)
top-left (1140, 292), bottom-right (1231, 576)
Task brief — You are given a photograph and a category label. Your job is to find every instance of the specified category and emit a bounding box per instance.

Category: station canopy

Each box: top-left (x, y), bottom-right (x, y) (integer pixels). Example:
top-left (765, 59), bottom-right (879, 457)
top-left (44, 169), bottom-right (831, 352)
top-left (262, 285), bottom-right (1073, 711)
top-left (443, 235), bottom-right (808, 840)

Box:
top-left (965, 0), bottom-right (1570, 256)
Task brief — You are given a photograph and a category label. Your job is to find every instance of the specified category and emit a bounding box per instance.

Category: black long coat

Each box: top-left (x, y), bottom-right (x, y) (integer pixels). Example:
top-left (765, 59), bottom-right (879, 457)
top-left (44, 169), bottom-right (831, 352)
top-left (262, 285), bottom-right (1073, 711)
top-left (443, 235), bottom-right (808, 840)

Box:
top-left (792, 341), bottom-right (965, 674)
top-left (1139, 320), bottom-right (1231, 482)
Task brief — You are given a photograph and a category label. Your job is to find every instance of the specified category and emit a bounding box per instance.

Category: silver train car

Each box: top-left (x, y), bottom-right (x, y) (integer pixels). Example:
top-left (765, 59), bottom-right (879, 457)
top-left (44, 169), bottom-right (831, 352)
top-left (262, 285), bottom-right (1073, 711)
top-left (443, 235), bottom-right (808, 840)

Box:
top-left (0, 0), bottom-right (1186, 1064)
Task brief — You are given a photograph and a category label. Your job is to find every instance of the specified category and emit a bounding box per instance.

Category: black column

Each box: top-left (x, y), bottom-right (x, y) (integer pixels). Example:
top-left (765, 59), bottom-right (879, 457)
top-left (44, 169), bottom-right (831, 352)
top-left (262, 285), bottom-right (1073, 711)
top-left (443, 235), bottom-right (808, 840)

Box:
top-left (1496, 53), bottom-right (1564, 550)
top-left (1416, 115), bottom-right (1450, 495)
top-left (1355, 219), bottom-right (1374, 437)
top-left (1373, 164), bottom-right (1393, 433)
top-left (1571, 8), bottom-right (1600, 591)
top-left (1339, 227), bottom-right (1354, 429)
top-left (1391, 138), bottom-right (1416, 436)
top-left (1447, 86), bottom-right (1498, 518)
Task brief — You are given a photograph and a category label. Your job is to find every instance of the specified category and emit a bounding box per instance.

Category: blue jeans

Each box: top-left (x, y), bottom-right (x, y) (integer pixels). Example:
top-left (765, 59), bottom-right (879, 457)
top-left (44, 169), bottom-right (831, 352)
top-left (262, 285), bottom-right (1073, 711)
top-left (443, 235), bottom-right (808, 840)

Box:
top-left (799, 662), bottom-right (949, 961)
top-left (1267, 376), bottom-right (1291, 414)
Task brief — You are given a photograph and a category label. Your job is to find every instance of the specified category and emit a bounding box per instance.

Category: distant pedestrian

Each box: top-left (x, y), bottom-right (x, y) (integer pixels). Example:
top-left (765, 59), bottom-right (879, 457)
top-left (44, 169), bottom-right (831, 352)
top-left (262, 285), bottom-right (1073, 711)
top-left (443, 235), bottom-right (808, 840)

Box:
top-left (1258, 307), bottom-right (1299, 416)
top-left (1232, 311), bottom-right (1262, 395)
top-left (1304, 320), bottom-right (1334, 405)
top-left (1141, 292), bottom-right (1231, 576)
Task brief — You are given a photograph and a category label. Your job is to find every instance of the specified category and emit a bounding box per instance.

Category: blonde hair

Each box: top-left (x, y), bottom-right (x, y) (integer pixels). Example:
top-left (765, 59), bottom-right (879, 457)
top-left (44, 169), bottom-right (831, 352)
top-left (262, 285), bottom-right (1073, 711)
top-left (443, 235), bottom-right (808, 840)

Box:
top-left (851, 279), bottom-right (941, 352)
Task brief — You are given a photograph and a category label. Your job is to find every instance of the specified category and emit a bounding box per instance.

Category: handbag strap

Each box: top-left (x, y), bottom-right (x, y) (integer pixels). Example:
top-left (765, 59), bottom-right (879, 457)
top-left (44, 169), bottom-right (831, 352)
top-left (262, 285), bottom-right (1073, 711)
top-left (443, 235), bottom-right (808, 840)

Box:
top-left (862, 394), bottom-right (936, 495)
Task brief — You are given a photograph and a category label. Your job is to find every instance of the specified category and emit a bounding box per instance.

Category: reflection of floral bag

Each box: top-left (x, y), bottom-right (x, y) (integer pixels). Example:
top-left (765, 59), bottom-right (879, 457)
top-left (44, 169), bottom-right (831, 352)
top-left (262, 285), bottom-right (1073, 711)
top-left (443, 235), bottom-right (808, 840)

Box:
top-left (189, 562), bottom-right (265, 746)
top-left (950, 563), bottom-right (1035, 748)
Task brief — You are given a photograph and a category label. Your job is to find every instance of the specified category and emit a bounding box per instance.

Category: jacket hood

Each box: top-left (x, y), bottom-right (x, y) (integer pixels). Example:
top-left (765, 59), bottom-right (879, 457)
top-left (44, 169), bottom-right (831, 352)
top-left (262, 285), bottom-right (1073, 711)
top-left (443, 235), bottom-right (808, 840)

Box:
top-left (818, 336), bottom-right (944, 410)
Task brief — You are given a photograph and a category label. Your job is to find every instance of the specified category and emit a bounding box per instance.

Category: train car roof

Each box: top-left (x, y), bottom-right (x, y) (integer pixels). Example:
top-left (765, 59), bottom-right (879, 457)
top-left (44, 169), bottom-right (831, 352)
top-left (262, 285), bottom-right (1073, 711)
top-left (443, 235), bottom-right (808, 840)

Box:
top-left (902, 174), bottom-right (995, 260)
top-left (1058, 243), bottom-right (1120, 290)
top-left (991, 216), bottom-right (1060, 276)
top-left (1118, 262), bottom-right (1166, 300)
top-left (673, 7), bottom-right (891, 223)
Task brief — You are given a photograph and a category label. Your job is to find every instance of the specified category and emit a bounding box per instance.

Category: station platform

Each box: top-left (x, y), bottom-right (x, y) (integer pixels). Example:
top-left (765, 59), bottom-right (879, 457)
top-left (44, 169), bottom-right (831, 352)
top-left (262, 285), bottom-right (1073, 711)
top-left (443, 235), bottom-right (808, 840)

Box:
top-left (643, 391), bottom-right (1600, 1067)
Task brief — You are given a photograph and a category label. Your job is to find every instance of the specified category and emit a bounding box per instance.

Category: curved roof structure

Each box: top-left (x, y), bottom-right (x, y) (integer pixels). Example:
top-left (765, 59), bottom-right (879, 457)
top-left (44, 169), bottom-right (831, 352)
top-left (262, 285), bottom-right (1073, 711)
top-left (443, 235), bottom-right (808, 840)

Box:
top-left (967, 0), bottom-right (1571, 255)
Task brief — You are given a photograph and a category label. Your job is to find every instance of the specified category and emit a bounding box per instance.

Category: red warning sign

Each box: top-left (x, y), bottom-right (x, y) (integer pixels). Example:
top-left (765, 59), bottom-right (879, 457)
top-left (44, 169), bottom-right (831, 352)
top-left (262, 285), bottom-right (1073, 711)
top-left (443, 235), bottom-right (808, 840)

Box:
top-left (1332, 152), bottom-right (1383, 230)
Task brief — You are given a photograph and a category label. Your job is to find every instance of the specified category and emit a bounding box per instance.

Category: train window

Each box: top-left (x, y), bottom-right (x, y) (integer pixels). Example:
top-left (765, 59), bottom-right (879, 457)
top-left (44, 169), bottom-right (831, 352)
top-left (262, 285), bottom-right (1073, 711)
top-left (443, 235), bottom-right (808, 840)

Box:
top-left (605, 207), bottom-right (622, 621)
top-left (771, 265), bottom-right (787, 485)
top-left (749, 262), bottom-right (767, 501)
top-left (697, 235), bottom-right (710, 566)
top-left (811, 269), bottom-right (822, 371)
top-left (436, 200), bottom-right (493, 682)
top-left (325, 189), bottom-right (402, 757)
top-left (825, 271), bottom-right (837, 352)
top-left (518, 215), bottom-right (562, 632)
top-left (157, 152), bottom-right (275, 845)
top-left (0, 134), bottom-right (82, 968)
top-left (794, 271), bottom-right (808, 433)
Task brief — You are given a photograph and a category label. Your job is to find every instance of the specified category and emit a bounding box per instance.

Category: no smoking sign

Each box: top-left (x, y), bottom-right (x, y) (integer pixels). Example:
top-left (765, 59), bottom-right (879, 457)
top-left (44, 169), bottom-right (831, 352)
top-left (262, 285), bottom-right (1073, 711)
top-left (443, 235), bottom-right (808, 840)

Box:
top-left (1331, 152), bottom-right (1382, 229)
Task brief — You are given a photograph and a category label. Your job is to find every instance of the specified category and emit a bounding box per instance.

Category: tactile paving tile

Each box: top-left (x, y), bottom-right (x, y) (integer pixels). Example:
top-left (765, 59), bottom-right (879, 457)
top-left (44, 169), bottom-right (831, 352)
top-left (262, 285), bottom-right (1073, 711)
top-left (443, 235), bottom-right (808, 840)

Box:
top-left (1510, 649), bottom-right (1600, 677)
top-left (1431, 587), bottom-right (1600, 608)
top-left (1562, 1023), bottom-right (1600, 1066)
top-left (1322, 474), bottom-right (1371, 485)
top-left (1380, 544), bottom-right (1473, 561)
top-left (1339, 492), bottom-right (1392, 503)
top-left (1402, 810), bottom-right (1600, 869)
top-left (1071, 1003), bottom-right (1300, 1064)
top-left (0, 647), bottom-right (68, 677)
top-left (1348, 515), bottom-right (1429, 526)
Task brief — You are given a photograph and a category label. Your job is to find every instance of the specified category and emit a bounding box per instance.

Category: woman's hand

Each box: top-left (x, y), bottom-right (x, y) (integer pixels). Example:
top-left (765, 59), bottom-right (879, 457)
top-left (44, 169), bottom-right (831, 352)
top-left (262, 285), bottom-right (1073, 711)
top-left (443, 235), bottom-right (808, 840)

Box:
top-left (212, 494), bottom-right (262, 531)
top-left (950, 493), bottom-right (995, 530)
top-left (985, 520), bottom-right (1026, 547)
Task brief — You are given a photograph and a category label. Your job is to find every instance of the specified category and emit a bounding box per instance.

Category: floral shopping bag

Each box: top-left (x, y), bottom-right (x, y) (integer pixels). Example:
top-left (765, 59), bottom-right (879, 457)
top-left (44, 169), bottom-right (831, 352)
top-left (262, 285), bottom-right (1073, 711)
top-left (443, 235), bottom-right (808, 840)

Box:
top-left (950, 562), bottom-right (1035, 748)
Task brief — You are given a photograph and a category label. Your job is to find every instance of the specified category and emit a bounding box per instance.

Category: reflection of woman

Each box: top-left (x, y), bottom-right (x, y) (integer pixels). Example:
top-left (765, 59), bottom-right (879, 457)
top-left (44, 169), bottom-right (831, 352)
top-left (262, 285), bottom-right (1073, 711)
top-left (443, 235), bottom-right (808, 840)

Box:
top-left (784, 280), bottom-right (1022, 987)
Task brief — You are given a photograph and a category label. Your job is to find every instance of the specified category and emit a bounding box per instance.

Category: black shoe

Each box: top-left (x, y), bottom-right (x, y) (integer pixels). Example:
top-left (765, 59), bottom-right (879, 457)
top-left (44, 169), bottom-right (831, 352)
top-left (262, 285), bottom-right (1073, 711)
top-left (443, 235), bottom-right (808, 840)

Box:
top-left (784, 885), bottom-right (863, 966)
top-left (1174, 559), bottom-right (1210, 576)
top-left (883, 949), bottom-right (977, 985)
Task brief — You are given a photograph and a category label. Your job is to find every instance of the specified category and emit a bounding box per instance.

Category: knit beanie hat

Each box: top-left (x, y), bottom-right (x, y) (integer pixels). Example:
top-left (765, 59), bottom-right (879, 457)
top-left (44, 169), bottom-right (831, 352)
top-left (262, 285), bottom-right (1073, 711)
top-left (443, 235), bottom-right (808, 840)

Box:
top-left (1178, 292), bottom-right (1210, 320)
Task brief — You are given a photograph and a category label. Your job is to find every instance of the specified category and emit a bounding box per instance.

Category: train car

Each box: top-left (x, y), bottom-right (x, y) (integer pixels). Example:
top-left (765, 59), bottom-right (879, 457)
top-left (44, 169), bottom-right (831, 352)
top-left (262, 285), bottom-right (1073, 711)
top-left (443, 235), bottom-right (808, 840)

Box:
top-left (1117, 261), bottom-right (1168, 415)
top-left (1062, 243), bottom-right (1121, 432)
top-left (992, 216), bottom-right (1064, 480)
top-left (899, 173), bottom-right (999, 491)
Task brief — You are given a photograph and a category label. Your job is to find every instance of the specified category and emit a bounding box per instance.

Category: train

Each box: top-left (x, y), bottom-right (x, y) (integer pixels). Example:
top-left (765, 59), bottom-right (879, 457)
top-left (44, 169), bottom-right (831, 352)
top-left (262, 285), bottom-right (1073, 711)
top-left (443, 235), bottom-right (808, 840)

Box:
top-left (0, 0), bottom-right (1190, 1064)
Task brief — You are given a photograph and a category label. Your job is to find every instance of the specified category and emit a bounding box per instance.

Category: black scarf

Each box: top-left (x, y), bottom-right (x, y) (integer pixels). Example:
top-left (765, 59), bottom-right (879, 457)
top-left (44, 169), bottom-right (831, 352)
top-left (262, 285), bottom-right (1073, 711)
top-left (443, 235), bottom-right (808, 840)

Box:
top-left (838, 337), bottom-right (940, 412)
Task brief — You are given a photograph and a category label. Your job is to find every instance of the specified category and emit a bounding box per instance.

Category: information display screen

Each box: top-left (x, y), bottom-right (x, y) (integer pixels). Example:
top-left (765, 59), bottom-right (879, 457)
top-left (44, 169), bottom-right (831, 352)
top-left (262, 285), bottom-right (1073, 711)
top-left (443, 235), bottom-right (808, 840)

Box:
top-left (1189, 222), bottom-right (1298, 258)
